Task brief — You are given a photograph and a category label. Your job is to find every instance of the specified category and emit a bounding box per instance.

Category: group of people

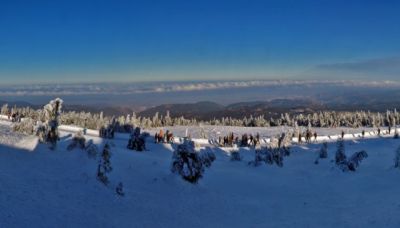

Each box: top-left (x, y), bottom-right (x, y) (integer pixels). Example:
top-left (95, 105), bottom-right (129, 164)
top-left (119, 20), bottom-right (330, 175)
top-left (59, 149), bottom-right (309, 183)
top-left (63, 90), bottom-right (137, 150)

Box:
top-left (99, 125), bottom-right (115, 139)
top-left (218, 132), bottom-right (260, 147)
top-left (360, 126), bottom-right (394, 138)
top-left (154, 129), bottom-right (174, 144)
top-left (296, 129), bottom-right (318, 143)
top-left (7, 111), bottom-right (22, 123)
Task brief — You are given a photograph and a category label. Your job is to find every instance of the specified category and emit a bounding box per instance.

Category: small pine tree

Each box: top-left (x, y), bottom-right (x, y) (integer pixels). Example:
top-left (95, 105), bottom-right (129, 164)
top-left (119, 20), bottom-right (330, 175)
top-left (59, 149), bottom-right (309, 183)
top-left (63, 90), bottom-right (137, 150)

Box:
top-left (97, 163), bottom-right (109, 186)
top-left (335, 139), bottom-right (347, 165)
top-left (230, 150), bottom-right (242, 161)
top-left (347, 150), bottom-right (368, 171)
top-left (101, 143), bottom-right (112, 173)
top-left (127, 127), bottom-right (146, 151)
top-left (248, 145), bottom-right (265, 166)
top-left (85, 139), bottom-right (98, 159)
top-left (394, 146), bottom-right (400, 168)
top-left (116, 182), bottom-right (125, 196)
top-left (171, 139), bottom-right (206, 183)
top-left (40, 98), bottom-right (63, 149)
top-left (1, 104), bottom-right (9, 115)
top-left (97, 143), bottom-right (112, 185)
top-left (315, 142), bottom-right (328, 164)
top-left (67, 131), bottom-right (86, 151)
top-left (320, 142), bottom-right (328, 159)
top-left (199, 149), bottom-right (216, 167)
top-left (13, 118), bottom-right (35, 135)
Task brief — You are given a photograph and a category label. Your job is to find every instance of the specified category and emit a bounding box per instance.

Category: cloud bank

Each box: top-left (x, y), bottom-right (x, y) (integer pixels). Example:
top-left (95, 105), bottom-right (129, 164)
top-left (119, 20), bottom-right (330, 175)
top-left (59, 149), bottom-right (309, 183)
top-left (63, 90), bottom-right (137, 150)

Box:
top-left (0, 80), bottom-right (399, 97)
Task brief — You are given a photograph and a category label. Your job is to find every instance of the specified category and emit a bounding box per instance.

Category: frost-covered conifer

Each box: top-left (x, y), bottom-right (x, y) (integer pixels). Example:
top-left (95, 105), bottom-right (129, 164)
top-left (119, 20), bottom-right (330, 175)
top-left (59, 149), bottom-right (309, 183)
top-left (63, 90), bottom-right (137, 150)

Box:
top-left (230, 147), bottom-right (242, 161)
top-left (320, 142), bottom-right (328, 159)
top-left (85, 139), bottom-right (98, 159)
top-left (1, 104), bottom-right (9, 115)
top-left (199, 149), bottom-right (216, 167)
top-left (335, 139), bottom-right (347, 166)
top-left (67, 131), bottom-right (86, 151)
top-left (97, 143), bottom-right (112, 185)
top-left (116, 182), bottom-right (124, 196)
top-left (171, 139), bottom-right (207, 183)
top-left (13, 118), bottom-right (35, 135)
top-left (127, 127), bottom-right (147, 151)
top-left (36, 98), bottom-right (63, 149)
top-left (347, 150), bottom-right (368, 171)
top-left (394, 146), bottom-right (400, 168)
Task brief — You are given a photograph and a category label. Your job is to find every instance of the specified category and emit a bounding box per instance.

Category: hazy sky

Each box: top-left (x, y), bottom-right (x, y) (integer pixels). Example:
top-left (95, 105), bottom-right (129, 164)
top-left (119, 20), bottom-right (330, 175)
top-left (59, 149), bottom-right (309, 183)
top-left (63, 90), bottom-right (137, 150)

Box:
top-left (1, 0), bottom-right (399, 83)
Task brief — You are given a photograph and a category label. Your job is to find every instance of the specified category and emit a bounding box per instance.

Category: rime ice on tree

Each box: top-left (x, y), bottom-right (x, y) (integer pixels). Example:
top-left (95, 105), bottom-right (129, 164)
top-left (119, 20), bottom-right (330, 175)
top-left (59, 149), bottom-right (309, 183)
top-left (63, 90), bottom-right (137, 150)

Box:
top-left (36, 98), bottom-right (63, 149)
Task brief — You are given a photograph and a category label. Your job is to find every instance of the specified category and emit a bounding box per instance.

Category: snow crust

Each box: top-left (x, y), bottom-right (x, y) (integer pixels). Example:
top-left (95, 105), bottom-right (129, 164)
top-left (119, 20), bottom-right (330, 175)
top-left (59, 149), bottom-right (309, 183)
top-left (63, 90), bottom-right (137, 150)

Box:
top-left (0, 121), bottom-right (400, 227)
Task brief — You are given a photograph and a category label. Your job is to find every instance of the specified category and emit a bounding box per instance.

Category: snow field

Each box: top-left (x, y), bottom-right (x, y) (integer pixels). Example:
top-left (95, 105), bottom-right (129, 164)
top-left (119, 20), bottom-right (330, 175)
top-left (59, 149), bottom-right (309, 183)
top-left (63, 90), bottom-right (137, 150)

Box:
top-left (1, 122), bottom-right (400, 227)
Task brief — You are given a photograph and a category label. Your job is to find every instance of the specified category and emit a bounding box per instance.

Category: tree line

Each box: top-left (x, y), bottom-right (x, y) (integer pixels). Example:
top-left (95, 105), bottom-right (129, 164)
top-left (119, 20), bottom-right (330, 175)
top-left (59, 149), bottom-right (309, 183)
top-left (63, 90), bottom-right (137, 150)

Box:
top-left (3, 103), bottom-right (399, 133)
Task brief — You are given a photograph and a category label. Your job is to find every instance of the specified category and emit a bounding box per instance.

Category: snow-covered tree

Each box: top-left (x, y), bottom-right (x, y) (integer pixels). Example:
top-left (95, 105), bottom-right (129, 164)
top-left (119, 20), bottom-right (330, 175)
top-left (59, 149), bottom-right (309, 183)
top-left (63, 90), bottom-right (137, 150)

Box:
top-left (36, 98), bottom-right (63, 149)
top-left (394, 128), bottom-right (399, 139)
top-left (320, 142), bottom-right (328, 159)
top-left (127, 127), bottom-right (146, 151)
top-left (230, 148), bottom-right (242, 161)
top-left (394, 146), bottom-right (400, 168)
top-left (171, 139), bottom-right (206, 183)
top-left (116, 182), bottom-right (124, 196)
top-left (335, 139), bottom-right (347, 166)
top-left (97, 143), bottom-right (112, 185)
top-left (199, 149), bottom-right (216, 167)
top-left (85, 139), bottom-right (98, 159)
top-left (347, 150), bottom-right (368, 171)
top-left (249, 145), bottom-right (265, 166)
top-left (67, 131), bottom-right (86, 151)
top-left (1, 104), bottom-right (9, 115)
top-left (13, 118), bottom-right (35, 135)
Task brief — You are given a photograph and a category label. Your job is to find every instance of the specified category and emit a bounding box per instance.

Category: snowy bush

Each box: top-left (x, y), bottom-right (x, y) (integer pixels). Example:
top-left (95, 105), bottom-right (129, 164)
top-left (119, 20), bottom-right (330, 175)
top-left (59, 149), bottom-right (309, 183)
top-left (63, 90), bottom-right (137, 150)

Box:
top-left (97, 143), bottom-right (112, 186)
top-left (335, 139), bottom-right (347, 166)
top-left (315, 142), bottom-right (328, 164)
top-left (101, 143), bottom-right (112, 173)
top-left (127, 128), bottom-right (147, 151)
top-left (85, 139), bottom-right (98, 159)
top-left (116, 182), bottom-right (125, 196)
top-left (13, 118), bottom-right (35, 135)
top-left (230, 150), bottom-right (242, 161)
top-left (171, 140), bottom-right (207, 183)
top-left (34, 98), bottom-right (63, 149)
top-left (347, 150), bottom-right (368, 171)
top-left (334, 139), bottom-right (368, 171)
top-left (278, 132), bottom-right (292, 156)
top-left (394, 128), bottom-right (399, 139)
top-left (67, 131), bottom-right (86, 151)
top-left (36, 122), bottom-right (47, 143)
top-left (249, 137), bottom-right (288, 167)
top-left (97, 163), bottom-right (109, 186)
top-left (269, 147), bottom-right (284, 167)
top-left (199, 150), bottom-right (216, 167)
top-left (248, 146), bottom-right (265, 166)
top-left (394, 146), bottom-right (400, 168)
top-left (1, 104), bottom-right (9, 115)
top-left (270, 137), bottom-right (285, 167)
top-left (319, 142), bottom-right (328, 159)
top-left (99, 123), bottom-right (115, 139)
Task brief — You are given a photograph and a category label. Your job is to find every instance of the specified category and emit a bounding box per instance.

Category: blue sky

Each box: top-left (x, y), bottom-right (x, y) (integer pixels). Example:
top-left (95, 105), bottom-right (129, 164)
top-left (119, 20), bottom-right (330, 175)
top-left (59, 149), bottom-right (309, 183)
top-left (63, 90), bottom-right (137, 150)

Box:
top-left (0, 0), bottom-right (399, 83)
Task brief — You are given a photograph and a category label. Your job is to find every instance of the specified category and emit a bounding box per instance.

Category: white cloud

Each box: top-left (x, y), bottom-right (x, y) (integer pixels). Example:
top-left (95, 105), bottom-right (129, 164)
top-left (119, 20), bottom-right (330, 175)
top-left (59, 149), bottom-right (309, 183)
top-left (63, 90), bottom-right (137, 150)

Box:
top-left (0, 80), bottom-right (399, 96)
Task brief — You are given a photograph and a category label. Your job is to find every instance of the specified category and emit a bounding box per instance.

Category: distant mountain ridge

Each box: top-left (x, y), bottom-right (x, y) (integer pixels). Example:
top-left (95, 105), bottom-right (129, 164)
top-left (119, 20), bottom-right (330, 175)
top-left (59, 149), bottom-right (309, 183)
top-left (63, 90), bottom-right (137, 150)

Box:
top-left (138, 99), bottom-right (327, 120)
top-left (1, 97), bottom-right (399, 120)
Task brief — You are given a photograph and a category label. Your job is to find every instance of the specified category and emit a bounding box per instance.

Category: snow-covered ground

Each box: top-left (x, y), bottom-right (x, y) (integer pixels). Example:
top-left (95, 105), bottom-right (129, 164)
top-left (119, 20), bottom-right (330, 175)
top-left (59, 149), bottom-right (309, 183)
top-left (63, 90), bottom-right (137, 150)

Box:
top-left (1, 122), bottom-right (400, 227)
top-left (146, 125), bottom-right (373, 139)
